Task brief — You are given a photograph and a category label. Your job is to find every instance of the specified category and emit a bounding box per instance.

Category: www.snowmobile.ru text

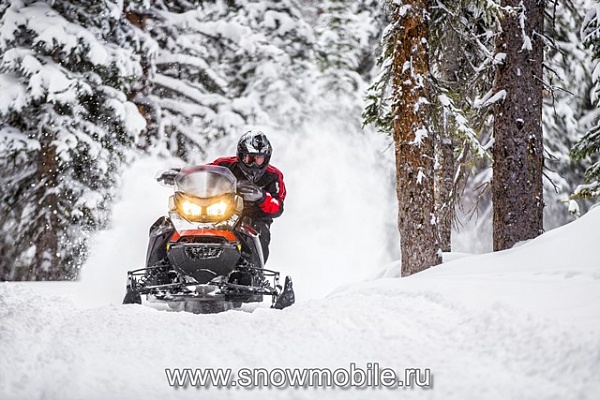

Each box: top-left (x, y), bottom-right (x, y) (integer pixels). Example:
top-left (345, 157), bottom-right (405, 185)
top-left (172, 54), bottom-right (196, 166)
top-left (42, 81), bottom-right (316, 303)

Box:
top-left (165, 363), bottom-right (433, 389)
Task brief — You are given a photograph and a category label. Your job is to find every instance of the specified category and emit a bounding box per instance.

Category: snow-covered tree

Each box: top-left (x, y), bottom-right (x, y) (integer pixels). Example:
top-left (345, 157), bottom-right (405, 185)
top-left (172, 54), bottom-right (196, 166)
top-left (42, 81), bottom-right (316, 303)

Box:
top-left (571, 2), bottom-right (600, 199)
top-left (312, 0), bottom-right (385, 129)
top-left (372, 0), bottom-right (442, 276)
top-left (365, 0), bottom-right (492, 252)
top-left (535, 0), bottom-right (598, 225)
top-left (429, 1), bottom-right (596, 249)
top-left (428, 1), bottom-right (497, 250)
top-left (0, 1), bottom-right (146, 280)
top-left (145, 0), bottom-right (315, 162)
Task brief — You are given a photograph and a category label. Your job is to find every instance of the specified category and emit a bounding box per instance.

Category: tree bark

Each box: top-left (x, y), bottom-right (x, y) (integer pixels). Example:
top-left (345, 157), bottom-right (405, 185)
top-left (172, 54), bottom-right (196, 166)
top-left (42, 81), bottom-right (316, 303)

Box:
top-left (492, 0), bottom-right (545, 251)
top-left (434, 20), bottom-right (464, 253)
top-left (390, 0), bottom-right (441, 276)
top-left (435, 134), bottom-right (454, 252)
top-left (32, 128), bottom-right (60, 280)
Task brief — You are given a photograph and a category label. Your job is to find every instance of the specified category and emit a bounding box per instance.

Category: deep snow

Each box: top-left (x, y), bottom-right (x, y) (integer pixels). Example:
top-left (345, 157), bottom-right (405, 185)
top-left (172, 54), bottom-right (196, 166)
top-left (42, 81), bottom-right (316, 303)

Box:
top-left (1, 130), bottom-right (600, 399)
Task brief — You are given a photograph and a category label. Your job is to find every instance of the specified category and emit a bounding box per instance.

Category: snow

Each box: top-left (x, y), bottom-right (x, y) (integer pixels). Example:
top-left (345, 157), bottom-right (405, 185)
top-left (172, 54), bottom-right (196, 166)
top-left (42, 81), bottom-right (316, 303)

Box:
top-left (107, 99), bottom-right (147, 135)
top-left (1, 2), bottom-right (110, 67)
top-left (153, 73), bottom-right (226, 106)
top-left (493, 52), bottom-right (506, 65)
top-left (192, 19), bottom-right (251, 45)
top-left (411, 127), bottom-right (428, 146)
top-left (438, 94), bottom-right (451, 107)
top-left (155, 52), bottom-right (227, 89)
top-left (568, 199), bottom-right (581, 217)
top-left (475, 89), bottom-right (507, 108)
top-left (518, 7), bottom-right (533, 51)
top-left (416, 169), bottom-right (426, 184)
top-left (264, 11), bottom-right (297, 36)
top-left (0, 74), bottom-right (26, 114)
top-left (2, 139), bottom-right (600, 399)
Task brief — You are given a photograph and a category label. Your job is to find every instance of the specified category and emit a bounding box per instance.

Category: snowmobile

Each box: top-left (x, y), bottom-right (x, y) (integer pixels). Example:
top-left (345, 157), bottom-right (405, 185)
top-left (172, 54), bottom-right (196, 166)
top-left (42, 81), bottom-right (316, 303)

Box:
top-left (122, 165), bottom-right (295, 313)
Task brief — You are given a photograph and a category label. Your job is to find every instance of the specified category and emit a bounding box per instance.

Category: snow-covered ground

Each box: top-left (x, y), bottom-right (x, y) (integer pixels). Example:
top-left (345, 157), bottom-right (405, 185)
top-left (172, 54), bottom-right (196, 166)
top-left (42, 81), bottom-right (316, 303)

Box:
top-left (1, 129), bottom-right (600, 399)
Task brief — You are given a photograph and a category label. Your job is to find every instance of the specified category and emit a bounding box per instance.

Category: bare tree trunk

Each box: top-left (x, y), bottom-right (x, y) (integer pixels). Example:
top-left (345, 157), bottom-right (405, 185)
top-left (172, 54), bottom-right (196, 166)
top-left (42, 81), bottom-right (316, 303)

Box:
top-left (32, 129), bottom-right (60, 280)
top-left (434, 23), bottom-right (464, 252)
top-left (492, 0), bottom-right (544, 251)
top-left (390, 0), bottom-right (441, 276)
top-left (125, 9), bottom-right (156, 150)
top-left (435, 133), bottom-right (454, 252)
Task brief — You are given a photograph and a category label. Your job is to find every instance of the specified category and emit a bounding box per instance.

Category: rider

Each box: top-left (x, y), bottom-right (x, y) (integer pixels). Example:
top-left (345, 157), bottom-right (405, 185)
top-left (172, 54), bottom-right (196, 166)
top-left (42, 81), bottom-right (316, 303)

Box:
top-left (146, 130), bottom-right (285, 271)
top-left (210, 130), bottom-right (286, 264)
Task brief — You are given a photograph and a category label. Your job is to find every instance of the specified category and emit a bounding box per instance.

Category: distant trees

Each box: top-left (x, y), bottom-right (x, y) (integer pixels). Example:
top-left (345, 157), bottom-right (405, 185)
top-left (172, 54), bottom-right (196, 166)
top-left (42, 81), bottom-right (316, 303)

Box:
top-left (142, 0), bottom-right (315, 162)
top-left (314, 0), bottom-right (384, 128)
top-left (571, 4), bottom-right (600, 199)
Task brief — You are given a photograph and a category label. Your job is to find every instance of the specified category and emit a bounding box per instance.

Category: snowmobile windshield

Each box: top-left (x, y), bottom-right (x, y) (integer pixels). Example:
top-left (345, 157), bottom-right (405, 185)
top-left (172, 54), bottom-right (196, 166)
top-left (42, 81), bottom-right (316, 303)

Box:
top-left (174, 165), bottom-right (237, 198)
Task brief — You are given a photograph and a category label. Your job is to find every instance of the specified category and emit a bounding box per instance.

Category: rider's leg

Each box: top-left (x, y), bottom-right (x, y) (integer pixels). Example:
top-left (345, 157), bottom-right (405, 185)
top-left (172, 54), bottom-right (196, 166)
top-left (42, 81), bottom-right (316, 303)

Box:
top-left (252, 220), bottom-right (272, 264)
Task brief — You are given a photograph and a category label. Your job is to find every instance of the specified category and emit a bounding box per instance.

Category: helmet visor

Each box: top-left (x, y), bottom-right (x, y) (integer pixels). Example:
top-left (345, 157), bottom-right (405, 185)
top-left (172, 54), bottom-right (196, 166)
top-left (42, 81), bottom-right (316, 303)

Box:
top-left (242, 154), bottom-right (266, 167)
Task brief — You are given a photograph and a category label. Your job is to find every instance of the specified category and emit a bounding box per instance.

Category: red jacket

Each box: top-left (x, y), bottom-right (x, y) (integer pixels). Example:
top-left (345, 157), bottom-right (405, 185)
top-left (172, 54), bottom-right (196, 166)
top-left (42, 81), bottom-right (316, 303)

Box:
top-left (210, 157), bottom-right (286, 221)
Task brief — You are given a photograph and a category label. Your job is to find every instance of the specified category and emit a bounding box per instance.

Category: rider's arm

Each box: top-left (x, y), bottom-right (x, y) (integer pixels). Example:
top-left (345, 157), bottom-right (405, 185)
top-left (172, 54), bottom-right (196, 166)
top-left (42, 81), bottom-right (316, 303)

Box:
top-left (256, 166), bottom-right (286, 218)
top-left (209, 157), bottom-right (237, 168)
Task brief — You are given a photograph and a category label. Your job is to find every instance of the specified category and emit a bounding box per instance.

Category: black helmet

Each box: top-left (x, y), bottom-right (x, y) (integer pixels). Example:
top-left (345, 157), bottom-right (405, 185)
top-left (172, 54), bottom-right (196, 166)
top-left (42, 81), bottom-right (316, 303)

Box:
top-left (237, 130), bottom-right (272, 182)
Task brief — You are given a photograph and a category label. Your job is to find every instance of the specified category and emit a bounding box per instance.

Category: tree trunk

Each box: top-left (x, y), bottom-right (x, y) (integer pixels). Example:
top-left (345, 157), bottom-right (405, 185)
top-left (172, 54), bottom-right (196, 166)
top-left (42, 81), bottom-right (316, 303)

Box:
top-left (492, 0), bottom-right (545, 251)
top-left (435, 133), bottom-right (454, 252)
top-left (434, 21), bottom-right (464, 253)
top-left (125, 9), bottom-right (156, 150)
top-left (390, 0), bottom-right (441, 276)
top-left (32, 129), bottom-right (60, 280)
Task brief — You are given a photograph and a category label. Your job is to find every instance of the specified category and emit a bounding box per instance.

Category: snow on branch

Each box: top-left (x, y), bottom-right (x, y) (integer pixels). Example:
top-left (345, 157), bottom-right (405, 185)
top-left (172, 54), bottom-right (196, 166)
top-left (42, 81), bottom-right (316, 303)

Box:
top-left (411, 127), bottom-right (429, 147)
top-left (518, 1), bottom-right (533, 51)
top-left (436, 93), bottom-right (489, 159)
top-left (155, 52), bottom-right (227, 90)
top-left (0, 74), bottom-right (26, 114)
top-left (1, 2), bottom-right (110, 67)
top-left (152, 73), bottom-right (226, 106)
top-left (581, 4), bottom-right (600, 45)
top-left (574, 181), bottom-right (600, 198)
top-left (474, 89), bottom-right (507, 109)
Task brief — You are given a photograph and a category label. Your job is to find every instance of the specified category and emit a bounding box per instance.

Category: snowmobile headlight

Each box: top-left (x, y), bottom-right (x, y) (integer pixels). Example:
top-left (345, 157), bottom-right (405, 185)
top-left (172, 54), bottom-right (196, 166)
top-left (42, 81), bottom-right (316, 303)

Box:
top-left (174, 193), bottom-right (236, 223)
top-left (206, 200), bottom-right (229, 217)
top-left (180, 199), bottom-right (202, 217)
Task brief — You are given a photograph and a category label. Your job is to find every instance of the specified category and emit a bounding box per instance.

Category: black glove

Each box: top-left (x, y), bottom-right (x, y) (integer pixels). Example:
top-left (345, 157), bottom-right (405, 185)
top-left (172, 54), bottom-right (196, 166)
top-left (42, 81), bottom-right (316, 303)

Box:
top-left (155, 168), bottom-right (180, 186)
top-left (238, 181), bottom-right (265, 203)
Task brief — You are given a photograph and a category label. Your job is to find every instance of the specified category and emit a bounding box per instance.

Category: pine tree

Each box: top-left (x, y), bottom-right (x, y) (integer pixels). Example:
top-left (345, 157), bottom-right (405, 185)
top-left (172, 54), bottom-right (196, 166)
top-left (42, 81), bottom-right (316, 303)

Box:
top-left (144, 0), bottom-right (315, 162)
top-left (313, 0), bottom-right (385, 129)
top-left (365, 0), bottom-right (491, 253)
top-left (538, 0), bottom-right (597, 223)
top-left (438, 1), bottom-right (598, 248)
top-left (386, 0), bottom-right (441, 276)
top-left (0, 1), bottom-right (146, 280)
top-left (571, 3), bottom-right (600, 199)
top-left (428, 0), bottom-right (496, 251)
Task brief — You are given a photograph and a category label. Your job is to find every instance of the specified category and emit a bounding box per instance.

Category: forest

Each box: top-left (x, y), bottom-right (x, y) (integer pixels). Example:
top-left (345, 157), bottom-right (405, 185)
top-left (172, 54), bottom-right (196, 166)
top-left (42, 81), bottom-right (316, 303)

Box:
top-left (0, 0), bottom-right (599, 280)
